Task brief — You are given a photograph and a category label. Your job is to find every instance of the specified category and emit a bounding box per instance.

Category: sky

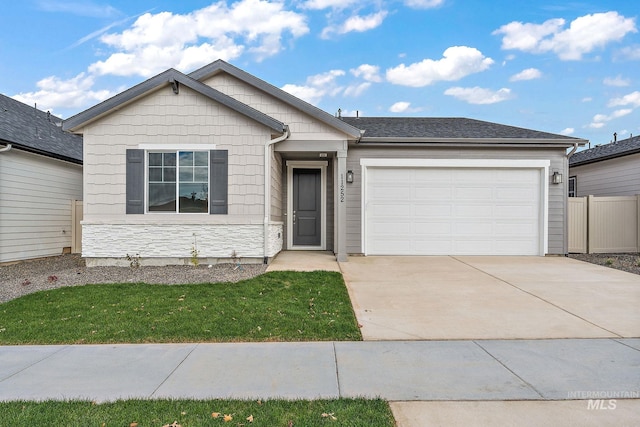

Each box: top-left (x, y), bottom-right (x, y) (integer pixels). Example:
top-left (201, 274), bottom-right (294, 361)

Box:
top-left (1, 0), bottom-right (638, 147)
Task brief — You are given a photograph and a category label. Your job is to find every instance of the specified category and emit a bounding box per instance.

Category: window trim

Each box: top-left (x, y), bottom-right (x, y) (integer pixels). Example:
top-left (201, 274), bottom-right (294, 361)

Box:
top-left (145, 149), bottom-right (211, 214)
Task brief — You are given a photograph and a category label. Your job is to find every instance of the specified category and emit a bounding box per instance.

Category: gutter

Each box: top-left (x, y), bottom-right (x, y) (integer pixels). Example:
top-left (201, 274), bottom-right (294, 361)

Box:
top-left (263, 125), bottom-right (291, 264)
top-left (0, 143), bottom-right (11, 153)
top-left (355, 138), bottom-right (588, 149)
top-left (566, 142), bottom-right (579, 158)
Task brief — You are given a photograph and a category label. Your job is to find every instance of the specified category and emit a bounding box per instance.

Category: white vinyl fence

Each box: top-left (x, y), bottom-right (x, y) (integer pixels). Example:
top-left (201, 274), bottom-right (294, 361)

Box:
top-left (568, 195), bottom-right (640, 254)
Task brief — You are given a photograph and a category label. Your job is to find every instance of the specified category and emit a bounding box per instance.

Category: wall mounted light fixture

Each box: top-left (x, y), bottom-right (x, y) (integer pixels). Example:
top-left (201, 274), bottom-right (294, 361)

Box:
top-left (346, 170), bottom-right (354, 183)
top-left (552, 171), bottom-right (563, 184)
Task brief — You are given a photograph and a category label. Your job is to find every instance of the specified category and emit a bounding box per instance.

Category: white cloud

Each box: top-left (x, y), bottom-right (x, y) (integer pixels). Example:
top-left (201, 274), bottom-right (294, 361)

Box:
top-left (404, 0), bottom-right (444, 9)
top-left (603, 75), bottom-right (631, 87)
top-left (91, 0), bottom-right (308, 77)
top-left (589, 108), bottom-right (633, 128)
top-left (12, 73), bottom-right (115, 113)
top-left (582, 97), bottom-right (593, 102)
top-left (493, 12), bottom-right (637, 60)
top-left (322, 11), bottom-right (388, 38)
top-left (494, 18), bottom-right (565, 51)
top-left (615, 45), bottom-right (640, 60)
top-left (444, 87), bottom-right (512, 104)
top-left (343, 82), bottom-right (372, 97)
top-left (300, 0), bottom-right (359, 10)
top-left (588, 122), bottom-right (605, 129)
top-left (560, 127), bottom-right (575, 135)
top-left (608, 91), bottom-right (640, 107)
top-left (386, 46), bottom-right (494, 87)
top-left (389, 101), bottom-right (411, 113)
top-left (350, 64), bottom-right (383, 82)
top-left (37, 0), bottom-right (120, 17)
top-left (281, 69), bottom-right (345, 104)
top-left (510, 68), bottom-right (542, 81)
top-left (341, 11), bottom-right (388, 33)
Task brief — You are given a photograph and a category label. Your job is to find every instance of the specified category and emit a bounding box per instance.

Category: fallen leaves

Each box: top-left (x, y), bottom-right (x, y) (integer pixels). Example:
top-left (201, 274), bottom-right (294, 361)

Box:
top-left (212, 412), bottom-right (235, 422)
top-left (322, 412), bottom-right (337, 421)
top-left (161, 422), bottom-right (181, 427)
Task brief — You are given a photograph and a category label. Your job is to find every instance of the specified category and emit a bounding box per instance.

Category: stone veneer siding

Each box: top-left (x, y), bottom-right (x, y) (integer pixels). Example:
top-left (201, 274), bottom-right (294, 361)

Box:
top-left (83, 223), bottom-right (283, 266)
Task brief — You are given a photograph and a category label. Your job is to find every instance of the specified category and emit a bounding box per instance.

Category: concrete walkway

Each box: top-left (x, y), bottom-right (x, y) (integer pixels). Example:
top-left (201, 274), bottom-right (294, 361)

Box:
top-left (1, 339), bottom-right (638, 403)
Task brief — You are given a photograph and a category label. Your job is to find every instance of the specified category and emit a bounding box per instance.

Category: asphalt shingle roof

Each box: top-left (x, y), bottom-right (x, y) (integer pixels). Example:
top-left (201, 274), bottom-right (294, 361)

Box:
top-left (340, 117), bottom-right (582, 141)
top-left (569, 135), bottom-right (640, 166)
top-left (0, 94), bottom-right (82, 163)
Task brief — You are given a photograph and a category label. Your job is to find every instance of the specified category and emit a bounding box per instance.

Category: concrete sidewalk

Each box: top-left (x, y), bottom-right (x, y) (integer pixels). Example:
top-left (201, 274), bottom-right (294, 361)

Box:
top-left (1, 339), bottom-right (638, 402)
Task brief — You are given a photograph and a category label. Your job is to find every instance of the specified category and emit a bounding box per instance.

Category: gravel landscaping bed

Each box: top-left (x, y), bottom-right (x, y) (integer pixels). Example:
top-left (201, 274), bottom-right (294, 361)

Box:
top-left (0, 254), bottom-right (267, 303)
top-left (569, 253), bottom-right (640, 275)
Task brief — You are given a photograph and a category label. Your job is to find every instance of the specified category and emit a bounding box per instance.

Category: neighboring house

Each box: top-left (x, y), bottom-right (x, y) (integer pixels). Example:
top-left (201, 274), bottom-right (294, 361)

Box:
top-left (568, 134), bottom-right (640, 197)
top-left (63, 60), bottom-right (586, 266)
top-left (0, 94), bottom-right (83, 263)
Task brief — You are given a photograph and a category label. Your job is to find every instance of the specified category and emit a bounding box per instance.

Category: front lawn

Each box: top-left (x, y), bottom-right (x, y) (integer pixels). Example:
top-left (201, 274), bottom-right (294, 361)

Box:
top-left (0, 271), bottom-right (362, 344)
top-left (1, 398), bottom-right (395, 427)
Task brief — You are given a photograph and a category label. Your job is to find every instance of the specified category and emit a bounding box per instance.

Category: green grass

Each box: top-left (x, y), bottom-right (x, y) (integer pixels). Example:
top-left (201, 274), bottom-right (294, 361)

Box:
top-left (0, 398), bottom-right (395, 427)
top-left (0, 271), bottom-right (362, 344)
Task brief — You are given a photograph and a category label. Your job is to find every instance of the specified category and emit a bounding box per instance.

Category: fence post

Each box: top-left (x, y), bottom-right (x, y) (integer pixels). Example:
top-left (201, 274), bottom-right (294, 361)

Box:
top-left (587, 195), bottom-right (594, 254)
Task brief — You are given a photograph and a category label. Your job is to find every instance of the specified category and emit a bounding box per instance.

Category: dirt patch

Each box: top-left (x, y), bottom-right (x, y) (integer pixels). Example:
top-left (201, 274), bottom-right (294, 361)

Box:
top-left (569, 253), bottom-right (640, 276)
top-left (0, 254), bottom-right (266, 303)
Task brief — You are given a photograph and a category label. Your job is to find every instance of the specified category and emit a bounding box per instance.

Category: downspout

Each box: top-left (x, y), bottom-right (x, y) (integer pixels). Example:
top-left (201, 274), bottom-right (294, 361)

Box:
top-left (566, 142), bottom-right (579, 158)
top-left (263, 125), bottom-right (291, 264)
top-left (0, 144), bottom-right (12, 153)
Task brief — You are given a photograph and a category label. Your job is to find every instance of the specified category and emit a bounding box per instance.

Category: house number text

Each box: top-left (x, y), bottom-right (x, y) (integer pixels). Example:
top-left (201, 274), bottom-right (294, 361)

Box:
top-left (340, 174), bottom-right (345, 203)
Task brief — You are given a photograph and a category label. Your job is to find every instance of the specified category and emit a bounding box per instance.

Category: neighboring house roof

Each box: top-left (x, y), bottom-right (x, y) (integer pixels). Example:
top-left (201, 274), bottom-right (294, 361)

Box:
top-left (569, 135), bottom-right (640, 167)
top-left (63, 68), bottom-right (287, 135)
top-left (189, 60), bottom-right (363, 139)
top-left (341, 117), bottom-right (587, 146)
top-left (0, 94), bottom-right (82, 164)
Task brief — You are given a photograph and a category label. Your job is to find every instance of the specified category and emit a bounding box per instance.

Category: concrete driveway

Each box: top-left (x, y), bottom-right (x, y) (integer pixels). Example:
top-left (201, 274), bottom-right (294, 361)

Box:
top-left (340, 256), bottom-right (640, 340)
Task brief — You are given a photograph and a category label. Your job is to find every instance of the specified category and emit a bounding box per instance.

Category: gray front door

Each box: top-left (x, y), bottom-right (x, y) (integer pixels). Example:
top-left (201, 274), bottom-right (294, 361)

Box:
top-left (293, 168), bottom-right (321, 246)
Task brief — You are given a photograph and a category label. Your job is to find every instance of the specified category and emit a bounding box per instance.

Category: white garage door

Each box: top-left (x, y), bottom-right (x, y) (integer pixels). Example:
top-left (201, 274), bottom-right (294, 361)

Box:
top-left (364, 166), bottom-right (544, 255)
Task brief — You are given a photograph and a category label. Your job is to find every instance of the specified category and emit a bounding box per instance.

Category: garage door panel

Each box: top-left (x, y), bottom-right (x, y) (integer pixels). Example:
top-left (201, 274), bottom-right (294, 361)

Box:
top-left (414, 222), bottom-right (452, 234)
top-left (495, 223), bottom-right (537, 235)
top-left (497, 205), bottom-right (537, 218)
top-left (365, 166), bottom-right (543, 256)
top-left (455, 204), bottom-right (493, 217)
top-left (455, 187), bottom-right (494, 199)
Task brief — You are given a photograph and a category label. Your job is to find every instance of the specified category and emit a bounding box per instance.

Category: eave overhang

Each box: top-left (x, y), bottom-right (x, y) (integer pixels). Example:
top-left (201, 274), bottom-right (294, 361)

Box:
top-left (570, 148), bottom-right (640, 167)
top-left (0, 139), bottom-right (82, 165)
top-left (354, 137), bottom-right (589, 148)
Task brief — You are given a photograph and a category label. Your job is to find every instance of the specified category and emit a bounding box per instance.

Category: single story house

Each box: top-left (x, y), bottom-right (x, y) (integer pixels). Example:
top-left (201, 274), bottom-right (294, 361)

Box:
top-left (63, 60), bottom-right (587, 266)
top-left (568, 134), bottom-right (640, 197)
top-left (0, 94), bottom-right (83, 263)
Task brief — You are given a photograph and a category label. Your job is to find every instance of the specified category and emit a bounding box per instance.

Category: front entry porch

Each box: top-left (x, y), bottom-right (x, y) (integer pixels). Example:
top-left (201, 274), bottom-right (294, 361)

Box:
top-left (274, 142), bottom-right (349, 262)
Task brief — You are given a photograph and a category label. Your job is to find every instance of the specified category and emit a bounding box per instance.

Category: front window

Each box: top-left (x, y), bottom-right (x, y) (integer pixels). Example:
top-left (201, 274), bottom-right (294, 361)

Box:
top-left (148, 151), bottom-right (209, 213)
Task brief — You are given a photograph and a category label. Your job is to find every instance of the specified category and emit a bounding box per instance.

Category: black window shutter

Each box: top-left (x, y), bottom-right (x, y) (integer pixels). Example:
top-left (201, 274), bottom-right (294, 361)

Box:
top-left (126, 149), bottom-right (144, 214)
top-left (210, 150), bottom-right (228, 214)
